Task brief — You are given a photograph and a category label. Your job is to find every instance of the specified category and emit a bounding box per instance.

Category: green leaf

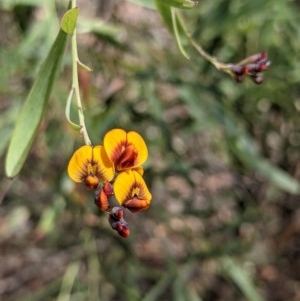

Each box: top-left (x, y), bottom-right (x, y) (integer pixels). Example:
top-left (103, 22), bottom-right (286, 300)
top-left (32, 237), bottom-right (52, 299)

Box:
top-left (155, 0), bottom-right (173, 33)
top-left (232, 135), bottom-right (300, 194)
top-left (219, 257), bottom-right (264, 301)
top-left (5, 29), bottom-right (68, 178)
top-left (171, 10), bottom-right (190, 59)
top-left (61, 7), bottom-right (79, 35)
top-left (155, 2), bottom-right (189, 59)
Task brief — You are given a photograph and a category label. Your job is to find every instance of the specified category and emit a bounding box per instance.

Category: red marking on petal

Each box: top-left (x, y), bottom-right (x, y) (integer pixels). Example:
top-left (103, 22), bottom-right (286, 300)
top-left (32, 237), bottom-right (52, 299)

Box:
top-left (116, 144), bottom-right (138, 171)
top-left (111, 142), bottom-right (126, 164)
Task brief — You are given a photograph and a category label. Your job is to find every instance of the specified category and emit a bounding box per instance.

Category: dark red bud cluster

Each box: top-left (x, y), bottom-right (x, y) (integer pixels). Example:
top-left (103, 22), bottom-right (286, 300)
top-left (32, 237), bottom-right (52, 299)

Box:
top-left (108, 207), bottom-right (130, 238)
top-left (230, 52), bottom-right (270, 84)
top-left (95, 186), bottom-right (130, 238)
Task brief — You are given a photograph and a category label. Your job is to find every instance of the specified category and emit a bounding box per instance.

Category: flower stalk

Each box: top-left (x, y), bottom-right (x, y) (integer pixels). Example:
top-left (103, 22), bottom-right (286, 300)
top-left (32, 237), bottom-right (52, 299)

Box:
top-left (70, 0), bottom-right (91, 145)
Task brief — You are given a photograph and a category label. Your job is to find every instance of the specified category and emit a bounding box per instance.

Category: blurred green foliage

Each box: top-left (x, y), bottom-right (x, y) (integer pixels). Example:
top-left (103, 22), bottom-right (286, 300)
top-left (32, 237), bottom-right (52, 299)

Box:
top-left (1, 0), bottom-right (300, 300)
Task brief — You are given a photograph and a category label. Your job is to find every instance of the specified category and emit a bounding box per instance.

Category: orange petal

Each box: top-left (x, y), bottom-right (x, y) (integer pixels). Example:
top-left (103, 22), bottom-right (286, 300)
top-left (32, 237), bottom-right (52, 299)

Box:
top-left (68, 145), bottom-right (93, 183)
top-left (113, 170), bottom-right (152, 212)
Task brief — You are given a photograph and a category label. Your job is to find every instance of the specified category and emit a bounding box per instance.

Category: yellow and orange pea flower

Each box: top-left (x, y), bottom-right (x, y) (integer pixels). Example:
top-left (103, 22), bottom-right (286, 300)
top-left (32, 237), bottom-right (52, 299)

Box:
top-left (67, 145), bottom-right (114, 189)
top-left (103, 128), bottom-right (148, 173)
top-left (113, 170), bottom-right (152, 213)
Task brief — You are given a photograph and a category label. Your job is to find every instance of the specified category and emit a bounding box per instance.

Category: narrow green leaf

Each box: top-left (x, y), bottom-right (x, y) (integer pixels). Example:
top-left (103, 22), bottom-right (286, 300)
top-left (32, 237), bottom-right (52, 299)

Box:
top-left (142, 271), bottom-right (174, 301)
top-left (155, 0), bottom-right (173, 33)
top-left (5, 29), bottom-right (68, 178)
top-left (61, 7), bottom-right (79, 35)
top-left (155, 2), bottom-right (189, 59)
top-left (219, 257), bottom-right (264, 301)
top-left (57, 261), bottom-right (80, 301)
top-left (233, 135), bottom-right (300, 194)
top-left (172, 10), bottom-right (190, 59)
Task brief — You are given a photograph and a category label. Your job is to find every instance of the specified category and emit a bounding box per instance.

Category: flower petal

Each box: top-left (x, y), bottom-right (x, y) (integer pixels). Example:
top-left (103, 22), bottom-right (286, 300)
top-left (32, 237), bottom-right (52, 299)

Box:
top-left (92, 146), bottom-right (115, 182)
top-left (127, 131), bottom-right (148, 167)
top-left (103, 128), bottom-right (127, 166)
top-left (114, 170), bottom-right (152, 212)
top-left (68, 145), bottom-right (93, 183)
top-left (133, 166), bottom-right (144, 176)
top-left (67, 145), bottom-right (115, 184)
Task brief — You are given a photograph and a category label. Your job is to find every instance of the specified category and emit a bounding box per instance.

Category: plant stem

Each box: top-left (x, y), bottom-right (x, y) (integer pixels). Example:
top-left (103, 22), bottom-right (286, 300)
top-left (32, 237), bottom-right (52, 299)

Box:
top-left (176, 11), bottom-right (232, 73)
top-left (71, 0), bottom-right (91, 145)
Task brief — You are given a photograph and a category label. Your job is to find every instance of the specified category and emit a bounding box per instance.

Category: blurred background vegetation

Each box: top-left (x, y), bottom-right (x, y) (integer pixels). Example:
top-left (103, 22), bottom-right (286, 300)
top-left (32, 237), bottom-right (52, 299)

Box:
top-left (1, 0), bottom-right (300, 300)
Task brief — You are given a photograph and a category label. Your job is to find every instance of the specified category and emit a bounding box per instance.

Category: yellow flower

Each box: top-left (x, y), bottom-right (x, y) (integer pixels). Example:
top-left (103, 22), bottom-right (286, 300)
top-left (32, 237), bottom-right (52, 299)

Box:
top-left (68, 145), bottom-right (114, 189)
top-left (103, 129), bottom-right (148, 172)
top-left (113, 170), bottom-right (152, 212)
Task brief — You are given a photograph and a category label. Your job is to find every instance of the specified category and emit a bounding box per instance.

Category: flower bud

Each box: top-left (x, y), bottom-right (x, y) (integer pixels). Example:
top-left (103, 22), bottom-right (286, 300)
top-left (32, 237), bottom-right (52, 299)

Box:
top-left (103, 181), bottom-right (113, 196)
top-left (111, 206), bottom-right (124, 220)
top-left (231, 65), bottom-right (246, 76)
top-left (94, 189), bottom-right (109, 211)
top-left (108, 214), bottom-right (130, 238)
top-left (251, 75), bottom-right (264, 85)
top-left (260, 51), bottom-right (268, 60)
top-left (246, 53), bottom-right (264, 64)
top-left (118, 224), bottom-right (130, 238)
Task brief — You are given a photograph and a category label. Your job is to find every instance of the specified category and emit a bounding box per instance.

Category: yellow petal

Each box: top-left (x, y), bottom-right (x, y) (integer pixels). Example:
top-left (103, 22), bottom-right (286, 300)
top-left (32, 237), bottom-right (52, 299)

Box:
top-left (113, 170), bottom-right (152, 212)
top-left (67, 145), bottom-right (114, 184)
top-left (67, 145), bottom-right (93, 183)
top-left (127, 131), bottom-right (148, 167)
top-left (133, 166), bottom-right (144, 176)
top-left (103, 128), bottom-right (127, 166)
top-left (92, 146), bottom-right (115, 182)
